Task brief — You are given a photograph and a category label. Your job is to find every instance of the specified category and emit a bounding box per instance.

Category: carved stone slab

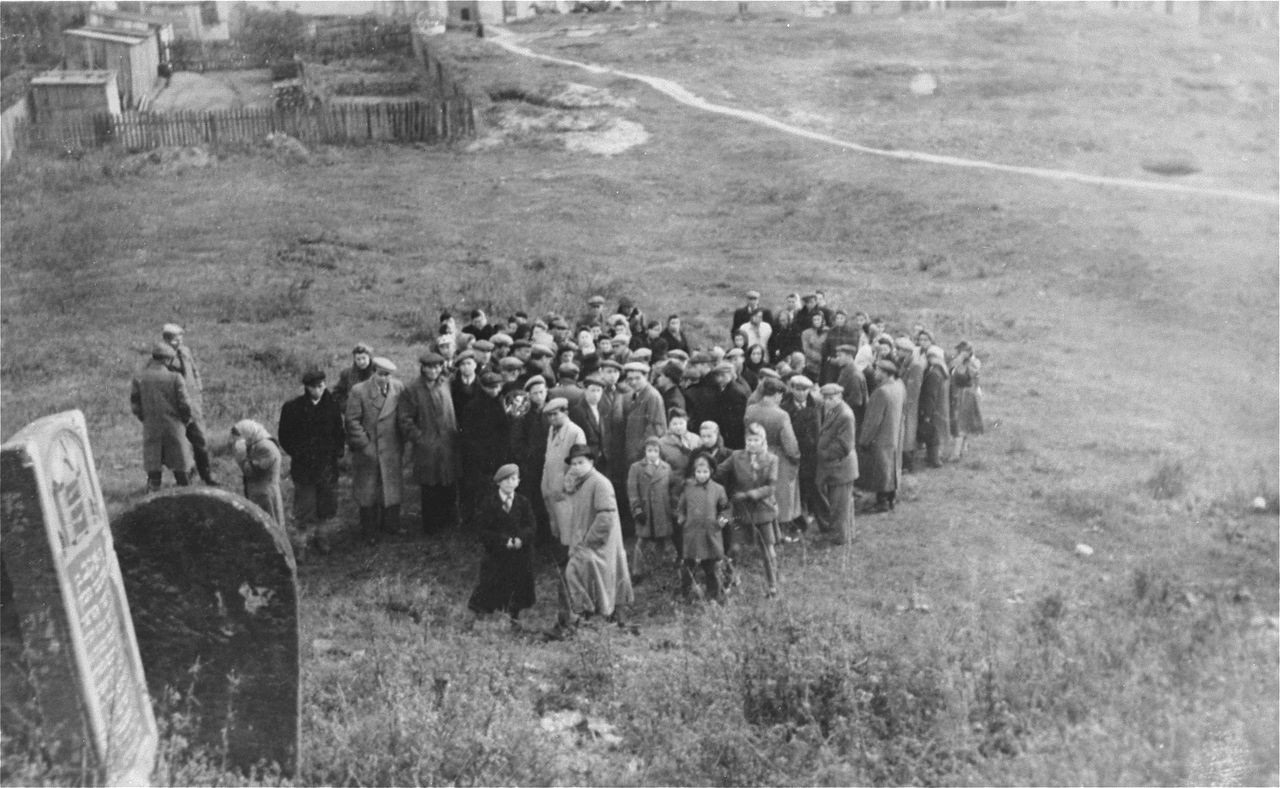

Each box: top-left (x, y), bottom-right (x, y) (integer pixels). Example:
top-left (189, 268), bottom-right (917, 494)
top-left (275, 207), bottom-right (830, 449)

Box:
top-left (0, 409), bottom-right (158, 785)
top-left (112, 488), bottom-right (299, 776)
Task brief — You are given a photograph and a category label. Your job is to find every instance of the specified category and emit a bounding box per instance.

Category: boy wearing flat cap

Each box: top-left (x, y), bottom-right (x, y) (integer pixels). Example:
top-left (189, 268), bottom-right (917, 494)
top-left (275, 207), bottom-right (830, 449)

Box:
top-left (279, 368), bottom-right (345, 553)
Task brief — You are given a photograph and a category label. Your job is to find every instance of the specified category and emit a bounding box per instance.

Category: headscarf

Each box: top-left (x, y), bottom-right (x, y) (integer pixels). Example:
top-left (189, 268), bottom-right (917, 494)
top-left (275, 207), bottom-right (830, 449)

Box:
top-left (744, 344), bottom-right (768, 375)
top-left (232, 419), bottom-right (271, 447)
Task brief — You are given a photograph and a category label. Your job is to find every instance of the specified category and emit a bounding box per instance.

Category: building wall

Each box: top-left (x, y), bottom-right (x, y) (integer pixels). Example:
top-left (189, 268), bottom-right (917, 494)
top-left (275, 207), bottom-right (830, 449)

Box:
top-left (30, 80), bottom-right (120, 123)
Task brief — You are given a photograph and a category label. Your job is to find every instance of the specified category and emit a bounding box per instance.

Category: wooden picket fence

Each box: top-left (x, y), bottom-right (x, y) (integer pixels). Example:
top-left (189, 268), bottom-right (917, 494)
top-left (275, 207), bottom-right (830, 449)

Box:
top-left (10, 99), bottom-right (474, 155)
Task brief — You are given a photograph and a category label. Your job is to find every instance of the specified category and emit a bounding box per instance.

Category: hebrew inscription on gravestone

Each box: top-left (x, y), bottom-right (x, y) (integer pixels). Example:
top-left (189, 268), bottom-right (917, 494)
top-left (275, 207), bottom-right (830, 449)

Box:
top-left (113, 488), bottom-right (300, 777)
top-left (0, 410), bottom-right (158, 785)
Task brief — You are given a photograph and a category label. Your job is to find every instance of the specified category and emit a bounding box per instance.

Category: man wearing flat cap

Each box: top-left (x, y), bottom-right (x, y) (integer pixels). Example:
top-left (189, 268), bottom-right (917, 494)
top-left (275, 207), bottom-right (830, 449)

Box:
top-left (783, 374), bottom-right (828, 534)
top-left (131, 341), bottom-right (195, 492)
top-left (460, 370), bottom-right (512, 523)
top-left (858, 360), bottom-right (905, 513)
top-left (579, 295), bottom-right (608, 331)
top-left (549, 362), bottom-right (584, 410)
top-left (709, 362), bottom-right (749, 450)
top-left (399, 352), bottom-right (461, 534)
top-left (817, 382), bottom-right (859, 543)
top-left (541, 397), bottom-right (587, 558)
top-left (345, 357), bottom-right (407, 542)
top-left (510, 375), bottom-right (553, 547)
top-left (732, 290), bottom-right (772, 341)
top-left (451, 349), bottom-right (480, 416)
top-left (162, 323), bottom-right (217, 485)
top-left (279, 368), bottom-right (344, 554)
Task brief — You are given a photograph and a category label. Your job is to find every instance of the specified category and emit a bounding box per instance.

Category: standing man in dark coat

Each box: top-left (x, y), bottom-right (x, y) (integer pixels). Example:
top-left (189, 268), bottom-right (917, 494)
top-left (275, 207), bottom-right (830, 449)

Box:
top-left (917, 345), bottom-right (951, 469)
top-left (511, 375), bottom-right (552, 547)
top-left (398, 352), bottom-right (461, 534)
top-left (622, 361), bottom-right (666, 466)
top-left (163, 323), bottom-right (217, 485)
top-left (131, 342), bottom-right (194, 491)
top-left (782, 374), bottom-right (827, 533)
top-left (451, 349), bottom-right (480, 417)
top-left (816, 382), bottom-right (859, 544)
top-left (858, 360), bottom-right (906, 513)
top-left (731, 290), bottom-right (772, 340)
top-left (833, 344), bottom-right (869, 438)
top-left (278, 368), bottom-right (344, 554)
top-left (570, 375), bottom-right (609, 476)
top-left (708, 362), bottom-right (748, 450)
top-left (459, 371), bottom-right (511, 523)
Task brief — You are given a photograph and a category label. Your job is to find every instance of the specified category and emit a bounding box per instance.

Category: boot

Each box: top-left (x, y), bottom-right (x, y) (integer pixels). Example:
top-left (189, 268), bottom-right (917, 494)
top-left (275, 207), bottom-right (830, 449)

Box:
top-left (194, 450), bottom-right (217, 486)
top-left (146, 472), bottom-right (162, 493)
top-left (381, 504), bottom-right (402, 535)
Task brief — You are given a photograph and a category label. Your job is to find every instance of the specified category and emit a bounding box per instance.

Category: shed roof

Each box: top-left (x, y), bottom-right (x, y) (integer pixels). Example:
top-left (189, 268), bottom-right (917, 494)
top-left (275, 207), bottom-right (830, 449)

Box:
top-left (88, 9), bottom-right (176, 28)
top-left (32, 69), bottom-right (117, 87)
top-left (64, 27), bottom-right (152, 45)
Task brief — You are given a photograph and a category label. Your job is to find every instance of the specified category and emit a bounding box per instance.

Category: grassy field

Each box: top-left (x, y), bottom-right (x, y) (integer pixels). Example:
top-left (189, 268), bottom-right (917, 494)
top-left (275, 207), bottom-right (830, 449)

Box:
top-left (2, 3), bottom-right (1277, 785)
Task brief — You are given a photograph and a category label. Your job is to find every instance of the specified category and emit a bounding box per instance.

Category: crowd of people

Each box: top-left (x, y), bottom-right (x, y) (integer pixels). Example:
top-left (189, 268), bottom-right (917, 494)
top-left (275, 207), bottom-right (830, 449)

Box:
top-left (129, 291), bottom-right (984, 638)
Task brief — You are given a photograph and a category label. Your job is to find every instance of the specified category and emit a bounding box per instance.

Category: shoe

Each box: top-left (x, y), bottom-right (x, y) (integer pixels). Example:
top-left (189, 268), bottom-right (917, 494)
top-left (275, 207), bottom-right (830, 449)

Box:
top-left (766, 586), bottom-right (779, 598)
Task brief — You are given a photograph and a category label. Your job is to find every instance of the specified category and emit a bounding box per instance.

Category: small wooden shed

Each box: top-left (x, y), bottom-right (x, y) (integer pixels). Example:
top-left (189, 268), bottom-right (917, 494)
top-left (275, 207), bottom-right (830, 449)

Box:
top-left (62, 27), bottom-right (160, 110)
top-left (28, 70), bottom-right (122, 124)
top-left (85, 9), bottom-right (176, 65)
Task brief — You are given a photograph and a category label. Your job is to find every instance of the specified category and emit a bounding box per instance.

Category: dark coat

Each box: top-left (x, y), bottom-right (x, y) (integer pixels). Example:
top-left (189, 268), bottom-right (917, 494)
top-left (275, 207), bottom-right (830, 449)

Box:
top-left (623, 384), bottom-right (666, 465)
top-left (918, 362), bottom-right (951, 445)
top-left (783, 395), bottom-right (820, 478)
top-left (569, 399), bottom-right (608, 474)
top-left (677, 478), bottom-right (729, 561)
top-left (468, 491), bottom-right (536, 616)
top-left (682, 377), bottom-right (717, 431)
top-left (451, 375), bottom-right (479, 419)
top-left (510, 406), bottom-right (549, 502)
top-left (660, 384), bottom-right (686, 418)
top-left (659, 329), bottom-right (690, 356)
top-left (715, 450), bottom-right (778, 525)
top-left (398, 375), bottom-right (460, 486)
top-left (460, 391), bottom-right (511, 479)
top-left (859, 378), bottom-right (904, 492)
top-left (334, 362), bottom-right (374, 416)
top-left (278, 389), bottom-right (343, 485)
top-left (709, 382), bottom-right (748, 450)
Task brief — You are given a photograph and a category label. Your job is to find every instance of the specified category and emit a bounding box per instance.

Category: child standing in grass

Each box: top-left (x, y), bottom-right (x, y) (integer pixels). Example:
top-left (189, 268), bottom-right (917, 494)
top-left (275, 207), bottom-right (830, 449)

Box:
top-left (627, 436), bottom-right (675, 584)
top-left (676, 454), bottom-right (730, 603)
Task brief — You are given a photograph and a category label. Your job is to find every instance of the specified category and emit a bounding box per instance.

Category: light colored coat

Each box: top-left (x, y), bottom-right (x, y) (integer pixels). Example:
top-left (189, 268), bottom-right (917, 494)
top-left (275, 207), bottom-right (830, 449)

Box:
top-left (130, 358), bottom-right (194, 474)
top-left (345, 376), bottom-right (406, 507)
top-left (859, 378), bottom-right (905, 492)
top-left (623, 384), bottom-right (666, 465)
top-left (397, 375), bottom-right (460, 486)
top-left (563, 469), bottom-right (634, 617)
top-left (234, 421), bottom-right (286, 529)
top-left (542, 420), bottom-right (586, 542)
top-left (816, 400), bottom-right (859, 485)
top-left (901, 353), bottom-right (926, 449)
top-left (744, 400), bottom-right (802, 522)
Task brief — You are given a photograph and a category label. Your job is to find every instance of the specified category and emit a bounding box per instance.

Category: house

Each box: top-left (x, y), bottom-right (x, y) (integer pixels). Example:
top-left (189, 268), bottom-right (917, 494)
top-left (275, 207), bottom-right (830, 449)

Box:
top-left (28, 69), bottom-right (122, 123)
top-left (446, 0), bottom-right (537, 25)
top-left (85, 8), bottom-right (176, 63)
top-left (62, 27), bottom-right (160, 109)
top-left (112, 1), bottom-right (234, 42)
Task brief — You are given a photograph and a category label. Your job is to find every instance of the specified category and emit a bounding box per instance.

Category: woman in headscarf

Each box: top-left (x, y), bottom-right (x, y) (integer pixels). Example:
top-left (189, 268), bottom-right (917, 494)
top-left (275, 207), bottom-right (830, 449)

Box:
top-left (917, 345), bottom-right (951, 468)
top-left (714, 422), bottom-right (781, 598)
top-left (948, 341), bottom-right (984, 461)
top-left (468, 464), bottom-right (536, 623)
top-left (231, 419), bottom-right (286, 532)
top-left (743, 343), bottom-right (768, 392)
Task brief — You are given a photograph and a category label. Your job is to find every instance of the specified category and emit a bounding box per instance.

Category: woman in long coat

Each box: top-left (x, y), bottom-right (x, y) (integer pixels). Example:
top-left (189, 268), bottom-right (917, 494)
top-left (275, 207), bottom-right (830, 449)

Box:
top-left (949, 341), bottom-right (984, 461)
top-left (563, 445), bottom-right (634, 621)
top-left (715, 423), bottom-right (781, 597)
top-left (231, 419), bottom-right (286, 530)
top-left (917, 345), bottom-right (951, 468)
top-left (468, 464), bottom-right (536, 620)
top-left (858, 360), bottom-right (905, 513)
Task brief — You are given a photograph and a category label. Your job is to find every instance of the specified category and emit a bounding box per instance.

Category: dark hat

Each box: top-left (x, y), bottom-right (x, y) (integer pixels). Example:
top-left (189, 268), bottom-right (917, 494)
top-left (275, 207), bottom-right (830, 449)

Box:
top-left (493, 463), bottom-right (519, 483)
top-left (550, 317), bottom-right (570, 330)
top-left (661, 361), bottom-right (684, 384)
top-left (472, 340), bottom-right (495, 352)
top-left (531, 344), bottom-right (554, 358)
top-left (760, 377), bottom-right (787, 396)
top-left (480, 371), bottom-right (503, 387)
top-left (455, 349), bottom-right (477, 363)
top-left (352, 342), bottom-right (374, 355)
top-left (583, 374), bottom-right (605, 389)
top-left (802, 293), bottom-right (817, 302)
top-left (512, 339), bottom-right (532, 350)
top-left (524, 374), bottom-right (548, 391)
top-left (499, 356), bottom-right (524, 370)
top-left (301, 368), bottom-right (326, 385)
top-left (565, 443), bottom-right (596, 463)
top-left (643, 435), bottom-right (663, 450)
top-left (152, 342), bottom-right (176, 360)
top-left (558, 362), bottom-right (580, 378)
top-left (490, 333), bottom-right (513, 346)
top-left (418, 351), bottom-right (446, 366)
top-left (544, 397), bottom-right (570, 414)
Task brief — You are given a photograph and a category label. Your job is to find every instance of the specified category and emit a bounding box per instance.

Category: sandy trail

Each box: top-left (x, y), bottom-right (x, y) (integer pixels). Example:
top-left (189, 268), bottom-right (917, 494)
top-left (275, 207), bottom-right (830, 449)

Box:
top-left (487, 26), bottom-right (1277, 206)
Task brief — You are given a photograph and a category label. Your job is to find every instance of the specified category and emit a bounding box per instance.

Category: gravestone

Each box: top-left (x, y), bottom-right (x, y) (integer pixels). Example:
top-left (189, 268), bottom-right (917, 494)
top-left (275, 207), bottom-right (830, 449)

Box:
top-left (0, 410), bottom-right (158, 785)
top-left (113, 488), bottom-right (299, 777)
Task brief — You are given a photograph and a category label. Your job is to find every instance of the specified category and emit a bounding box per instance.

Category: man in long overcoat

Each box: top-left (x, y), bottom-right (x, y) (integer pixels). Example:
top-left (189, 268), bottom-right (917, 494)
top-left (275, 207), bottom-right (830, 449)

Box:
top-left (559, 445), bottom-right (634, 633)
top-left (917, 345), bottom-right (951, 468)
top-left (163, 323), bottom-right (216, 485)
top-left (541, 398), bottom-right (587, 548)
top-left (744, 378), bottom-right (802, 533)
top-left (278, 368), bottom-right (344, 553)
top-left (622, 362), bottom-right (666, 465)
top-left (816, 383), bottom-right (859, 544)
top-left (897, 337), bottom-right (926, 471)
top-left (459, 371), bottom-right (511, 522)
top-left (345, 357), bottom-right (406, 541)
top-left (834, 344), bottom-right (868, 438)
top-left (131, 342), bottom-right (194, 491)
top-left (708, 363), bottom-right (748, 450)
top-left (782, 374), bottom-right (827, 533)
top-left (858, 360), bottom-right (905, 513)
top-left (398, 352), bottom-right (460, 534)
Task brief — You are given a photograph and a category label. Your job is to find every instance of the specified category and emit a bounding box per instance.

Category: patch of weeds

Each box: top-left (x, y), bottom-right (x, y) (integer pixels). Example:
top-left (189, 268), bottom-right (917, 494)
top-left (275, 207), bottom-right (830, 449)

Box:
top-left (917, 252), bottom-right (951, 277)
top-left (1144, 457), bottom-right (1189, 500)
top-left (206, 273), bottom-right (314, 324)
top-left (243, 344), bottom-right (317, 380)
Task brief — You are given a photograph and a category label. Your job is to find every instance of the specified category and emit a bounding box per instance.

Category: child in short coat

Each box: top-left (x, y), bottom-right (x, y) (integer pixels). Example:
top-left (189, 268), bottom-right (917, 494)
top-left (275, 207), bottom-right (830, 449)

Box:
top-left (676, 454), bottom-right (730, 603)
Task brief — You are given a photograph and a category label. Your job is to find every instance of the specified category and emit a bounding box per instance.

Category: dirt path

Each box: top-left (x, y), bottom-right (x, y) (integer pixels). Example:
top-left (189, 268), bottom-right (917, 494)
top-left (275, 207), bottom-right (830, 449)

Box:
top-left (487, 26), bottom-right (1277, 206)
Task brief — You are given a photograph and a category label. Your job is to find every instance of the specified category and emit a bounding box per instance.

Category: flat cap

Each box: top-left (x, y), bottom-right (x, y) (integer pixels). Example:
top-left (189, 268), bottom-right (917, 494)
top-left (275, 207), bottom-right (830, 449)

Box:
top-left (599, 359), bottom-right (622, 371)
top-left (454, 349), bottom-right (477, 363)
top-left (152, 342), bottom-right (176, 359)
top-left (531, 344), bottom-right (554, 358)
top-left (789, 375), bottom-right (814, 389)
top-left (565, 443), bottom-right (595, 462)
top-left (543, 397), bottom-right (569, 414)
top-left (372, 357), bottom-right (397, 373)
top-left (499, 356), bottom-right (524, 370)
top-left (802, 293), bottom-right (817, 301)
top-left (490, 333), bottom-right (513, 346)
top-left (712, 362), bottom-right (736, 376)
top-left (745, 290), bottom-right (761, 299)
top-left (690, 351), bottom-right (715, 365)
top-left (819, 383), bottom-right (844, 396)
top-left (631, 348), bottom-right (653, 361)
top-left (479, 371), bottom-right (503, 387)
top-left (760, 377), bottom-right (787, 396)
top-left (582, 375), bottom-right (606, 389)
top-left (512, 339), bottom-right (532, 350)
top-left (493, 463), bottom-right (520, 483)
top-left (557, 362), bottom-right (580, 378)
top-left (725, 348), bottom-right (745, 359)
top-left (523, 374), bottom-right (547, 390)
top-left (419, 351), bottom-right (446, 366)
top-left (895, 336), bottom-right (916, 351)
top-left (666, 349), bottom-right (690, 362)
top-left (162, 323), bottom-right (184, 337)
top-left (836, 344), bottom-right (858, 355)
top-left (301, 368), bottom-right (326, 385)
top-left (588, 295), bottom-right (606, 306)
top-left (758, 367), bottom-right (780, 380)
top-left (472, 339), bottom-right (495, 352)
top-left (623, 361), bottom-right (651, 374)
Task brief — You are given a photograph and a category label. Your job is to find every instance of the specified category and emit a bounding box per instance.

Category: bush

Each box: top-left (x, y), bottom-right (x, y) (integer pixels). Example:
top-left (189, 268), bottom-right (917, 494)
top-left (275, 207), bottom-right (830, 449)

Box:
top-left (238, 8), bottom-right (308, 63)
